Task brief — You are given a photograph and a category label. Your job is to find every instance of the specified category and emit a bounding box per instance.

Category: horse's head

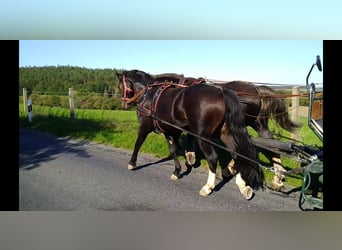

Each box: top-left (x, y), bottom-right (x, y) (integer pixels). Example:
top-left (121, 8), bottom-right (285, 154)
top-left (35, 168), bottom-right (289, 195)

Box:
top-left (117, 70), bottom-right (155, 108)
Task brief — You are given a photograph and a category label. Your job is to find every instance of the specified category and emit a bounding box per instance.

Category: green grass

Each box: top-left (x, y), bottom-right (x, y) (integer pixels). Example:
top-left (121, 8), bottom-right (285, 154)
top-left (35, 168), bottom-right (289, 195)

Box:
top-left (19, 104), bottom-right (322, 188)
top-left (19, 105), bottom-right (170, 157)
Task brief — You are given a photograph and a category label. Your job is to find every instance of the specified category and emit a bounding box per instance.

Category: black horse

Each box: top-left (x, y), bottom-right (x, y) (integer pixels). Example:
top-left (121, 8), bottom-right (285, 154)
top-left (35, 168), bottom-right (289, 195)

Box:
top-left (117, 70), bottom-right (264, 200)
top-left (118, 70), bottom-right (300, 189)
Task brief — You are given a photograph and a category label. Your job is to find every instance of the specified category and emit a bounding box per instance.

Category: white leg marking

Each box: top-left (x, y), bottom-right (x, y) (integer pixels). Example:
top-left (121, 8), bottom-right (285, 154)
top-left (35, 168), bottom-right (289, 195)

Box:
top-left (236, 173), bottom-right (253, 200)
top-left (271, 174), bottom-right (284, 189)
top-left (185, 151), bottom-right (196, 165)
top-left (199, 169), bottom-right (216, 196)
top-left (271, 156), bottom-right (285, 189)
top-left (228, 159), bottom-right (237, 175)
top-left (272, 157), bottom-right (286, 174)
top-left (207, 169), bottom-right (216, 187)
top-left (128, 164), bottom-right (135, 170)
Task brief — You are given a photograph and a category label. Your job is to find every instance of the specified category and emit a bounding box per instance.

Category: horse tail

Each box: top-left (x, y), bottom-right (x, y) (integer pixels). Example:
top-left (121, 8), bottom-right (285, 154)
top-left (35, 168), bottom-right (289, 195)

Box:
top-left (222, 88), bottom-right (264, 190)
top-left (257, 85), bottom-right (301, 132)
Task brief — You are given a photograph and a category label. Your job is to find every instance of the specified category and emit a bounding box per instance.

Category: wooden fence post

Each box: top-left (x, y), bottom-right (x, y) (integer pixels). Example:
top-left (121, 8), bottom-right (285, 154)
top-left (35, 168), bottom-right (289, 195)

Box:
top-left (291, 86), bottom-right (300, 140)
top-left (69, 88), bottom-right (75, 119)
top-left (23, 87), bottom-right (28, 113)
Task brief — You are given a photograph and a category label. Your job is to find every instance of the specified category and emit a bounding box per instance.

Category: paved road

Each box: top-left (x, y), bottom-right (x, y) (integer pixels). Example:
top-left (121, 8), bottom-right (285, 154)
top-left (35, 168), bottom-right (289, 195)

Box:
top-left (19, 128), bottom-right (303, 211)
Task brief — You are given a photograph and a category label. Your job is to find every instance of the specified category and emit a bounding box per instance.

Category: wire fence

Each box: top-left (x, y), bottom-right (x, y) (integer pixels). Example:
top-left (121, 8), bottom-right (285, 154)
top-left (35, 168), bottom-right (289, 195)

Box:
top-left (21, 85), bottom-right (324, 142)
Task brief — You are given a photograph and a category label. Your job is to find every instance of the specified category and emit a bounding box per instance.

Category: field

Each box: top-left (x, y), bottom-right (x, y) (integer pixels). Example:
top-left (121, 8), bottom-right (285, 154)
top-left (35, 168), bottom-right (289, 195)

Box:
top-left (19, 104), bottom-right (323, 188)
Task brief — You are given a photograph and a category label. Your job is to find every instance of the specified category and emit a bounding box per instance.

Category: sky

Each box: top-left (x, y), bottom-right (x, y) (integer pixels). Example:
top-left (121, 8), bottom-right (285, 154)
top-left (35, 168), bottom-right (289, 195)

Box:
top-left (12, 0), bottom-right (332, 87)
top-left (1, 0), bottom-right (341, 39)
top-left (19, 40), bottom-right (323, 86)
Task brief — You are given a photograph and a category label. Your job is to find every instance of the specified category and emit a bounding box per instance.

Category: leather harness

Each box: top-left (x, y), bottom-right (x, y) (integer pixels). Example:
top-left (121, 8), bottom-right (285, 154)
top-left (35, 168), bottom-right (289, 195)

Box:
top-left (137, 77), bottom-right (206, 133)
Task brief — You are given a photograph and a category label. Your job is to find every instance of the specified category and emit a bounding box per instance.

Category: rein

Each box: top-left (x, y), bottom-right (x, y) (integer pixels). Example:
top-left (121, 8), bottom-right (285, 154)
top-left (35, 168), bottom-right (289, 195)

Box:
top-left (148, 110), bottom-right (264, 167)
top-left (149, 111), bottom-right (308, 178)
top-left (125, 81), bottom-right (263, 168)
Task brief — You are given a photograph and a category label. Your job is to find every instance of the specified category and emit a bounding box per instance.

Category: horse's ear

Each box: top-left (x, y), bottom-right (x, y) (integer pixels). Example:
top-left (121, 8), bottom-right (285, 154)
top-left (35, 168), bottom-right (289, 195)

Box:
top-left (115, 71), bottom-right (122, 80)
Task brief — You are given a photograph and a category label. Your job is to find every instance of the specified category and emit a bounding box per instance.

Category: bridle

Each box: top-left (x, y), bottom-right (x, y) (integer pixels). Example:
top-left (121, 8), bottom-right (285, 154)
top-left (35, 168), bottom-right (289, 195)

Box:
top-left (121, 74), bottom-right (134, 102)
top-left (120, 73), bottom-right (149, 105)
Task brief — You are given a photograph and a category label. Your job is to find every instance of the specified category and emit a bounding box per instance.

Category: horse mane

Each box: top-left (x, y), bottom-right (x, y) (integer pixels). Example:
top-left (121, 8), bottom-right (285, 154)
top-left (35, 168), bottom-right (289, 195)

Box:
top-left (154, 73), bottom-right (207, 86)
top-left (154, 73), bottom-right (187, 84)
top-left (125, 70), bottom-right (205, 86)
top-left (220, 80), bottom-right (256, 89)
top-left (257, 85), bottom-right (301, 132)
top-left (125, 69), bottom-right (154, 86)
top-left (155, 73), bottom-right (184, 79)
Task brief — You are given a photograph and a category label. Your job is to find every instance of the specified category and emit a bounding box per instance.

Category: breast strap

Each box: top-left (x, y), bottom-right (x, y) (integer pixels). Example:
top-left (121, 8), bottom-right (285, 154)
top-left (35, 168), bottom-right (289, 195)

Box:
top-left (151, 83), bottom-right (174, 133)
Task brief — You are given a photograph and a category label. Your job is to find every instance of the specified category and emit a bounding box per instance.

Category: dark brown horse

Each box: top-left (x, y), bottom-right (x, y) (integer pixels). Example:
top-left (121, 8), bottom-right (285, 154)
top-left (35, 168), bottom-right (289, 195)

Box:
top-left (118, 70), bottom-right (300, 189)
top-left (183, 79), bottom-right (300, 189)
top-left (117, 70), bottom-right (264, 200)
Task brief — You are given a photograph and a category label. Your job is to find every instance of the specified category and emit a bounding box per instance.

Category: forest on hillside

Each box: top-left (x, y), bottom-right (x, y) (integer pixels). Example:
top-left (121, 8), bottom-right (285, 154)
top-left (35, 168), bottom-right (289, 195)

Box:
top-left (19, 66), bottom-right (124, 96)
top-left (19, 66), bottom-right (308, 110)
top-left (19, 66), bottom-right (132, 110)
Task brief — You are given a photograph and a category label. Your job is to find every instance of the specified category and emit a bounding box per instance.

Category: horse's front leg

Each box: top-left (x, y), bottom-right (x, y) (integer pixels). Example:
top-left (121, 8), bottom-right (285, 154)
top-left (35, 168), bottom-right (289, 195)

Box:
top-left (185, 133), bottom-right (196, 166)
top-left (200, 168), bottom-right (217, 196)
top-left (165, 134), bottom-right (183, 180)
top-left (128, 129), bottom-right (149, 170)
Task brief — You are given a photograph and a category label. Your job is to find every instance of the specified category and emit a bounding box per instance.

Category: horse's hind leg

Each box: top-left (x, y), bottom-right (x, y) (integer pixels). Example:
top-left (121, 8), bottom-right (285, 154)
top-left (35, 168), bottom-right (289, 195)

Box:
top-left (197, 140), bottom-right (218, 196)
top-left (258, 145), bottom-right (286, 190)
top-left (270, 153), bottom-right (286, 190)
top-left (256, 126), bottom-right (286, 189)
top-left (220, 128), bottom-right (254, 200)
top-left (235, 172), bottom-right (254, 200)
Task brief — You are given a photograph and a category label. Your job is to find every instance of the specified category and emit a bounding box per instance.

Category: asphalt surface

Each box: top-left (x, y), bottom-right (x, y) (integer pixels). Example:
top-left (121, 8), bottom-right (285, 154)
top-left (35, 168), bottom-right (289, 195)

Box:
top-left (19, 128), bottom-right (304, 211)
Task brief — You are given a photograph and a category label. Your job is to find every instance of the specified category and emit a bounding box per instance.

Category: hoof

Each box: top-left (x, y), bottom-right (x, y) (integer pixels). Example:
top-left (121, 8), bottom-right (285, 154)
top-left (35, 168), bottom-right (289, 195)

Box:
top-left (128, 164), bottom-right (135, 170)
top-left (241, 186), bottom-right (254, 200)
top-left (199, 189), bottom-right (210, 196)
top-left (199, 185), bottom-right (213, 196)
top-left (271, 175), bottom-right (284, 190)
top-left (271, 180), bottom-right (284, 190)
top-left (170, 174), bottom-right (179, 180)
top-left (185, 152), bottom-right (196, 165)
